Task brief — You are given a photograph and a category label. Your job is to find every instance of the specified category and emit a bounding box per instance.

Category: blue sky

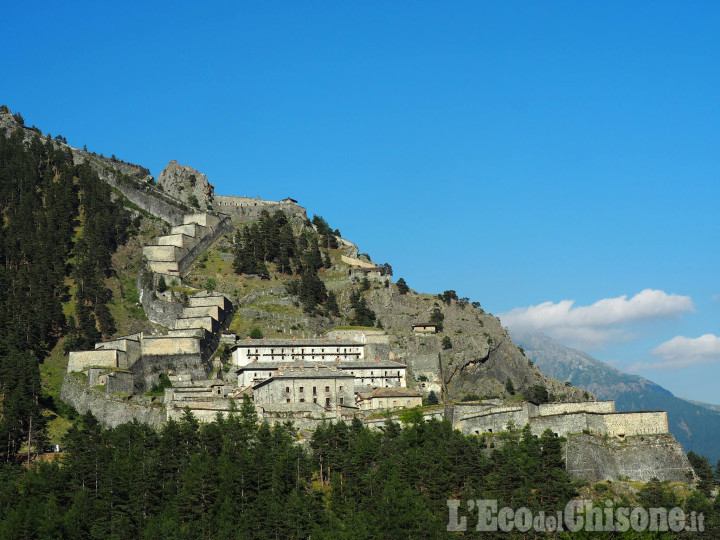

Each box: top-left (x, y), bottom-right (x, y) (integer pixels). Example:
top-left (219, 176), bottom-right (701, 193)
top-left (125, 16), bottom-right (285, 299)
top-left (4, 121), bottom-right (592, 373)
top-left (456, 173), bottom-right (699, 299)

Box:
top-left (4, 2), bottom-right (719, 402)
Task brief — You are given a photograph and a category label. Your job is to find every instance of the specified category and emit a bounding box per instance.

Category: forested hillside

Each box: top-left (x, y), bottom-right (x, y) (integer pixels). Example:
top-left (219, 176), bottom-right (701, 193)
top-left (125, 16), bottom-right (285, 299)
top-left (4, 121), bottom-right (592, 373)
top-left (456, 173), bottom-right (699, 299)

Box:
top-left (0, 119), bottom-right (130, 462)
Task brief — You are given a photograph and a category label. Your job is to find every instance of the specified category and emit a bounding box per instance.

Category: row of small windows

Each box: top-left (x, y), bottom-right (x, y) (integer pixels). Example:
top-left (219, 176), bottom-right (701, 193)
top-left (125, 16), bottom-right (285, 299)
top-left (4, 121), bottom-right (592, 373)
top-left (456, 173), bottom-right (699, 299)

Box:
top-left (286, 397), bottom-right (341, 406)
top-left (285, 385), bottom-right (337, 394)
top-left (250, 348), bottom-right (359, 355)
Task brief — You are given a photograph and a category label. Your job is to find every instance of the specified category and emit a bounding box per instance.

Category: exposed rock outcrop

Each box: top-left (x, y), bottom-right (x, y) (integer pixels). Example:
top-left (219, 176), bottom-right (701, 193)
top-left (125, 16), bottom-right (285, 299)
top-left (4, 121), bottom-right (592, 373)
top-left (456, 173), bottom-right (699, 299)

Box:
top-left (157, 161), bottom-right (215, 211)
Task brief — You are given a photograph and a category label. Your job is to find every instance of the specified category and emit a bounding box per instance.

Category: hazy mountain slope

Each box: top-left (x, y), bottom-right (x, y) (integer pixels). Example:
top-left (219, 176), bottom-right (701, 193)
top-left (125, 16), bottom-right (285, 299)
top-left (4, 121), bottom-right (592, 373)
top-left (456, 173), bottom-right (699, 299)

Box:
top-left (514, 331), bottom-right (720, 463)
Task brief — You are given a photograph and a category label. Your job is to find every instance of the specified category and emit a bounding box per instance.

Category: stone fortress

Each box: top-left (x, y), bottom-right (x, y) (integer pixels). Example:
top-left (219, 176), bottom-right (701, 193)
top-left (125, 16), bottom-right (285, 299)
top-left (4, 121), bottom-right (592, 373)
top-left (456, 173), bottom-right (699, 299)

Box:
top-left (54, 151), bottom-right (692, 483)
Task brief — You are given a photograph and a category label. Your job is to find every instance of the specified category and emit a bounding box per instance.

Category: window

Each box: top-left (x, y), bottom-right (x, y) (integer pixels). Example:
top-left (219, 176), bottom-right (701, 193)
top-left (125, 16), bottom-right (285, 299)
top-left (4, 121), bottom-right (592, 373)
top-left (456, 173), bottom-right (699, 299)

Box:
top-left (339, 386), bottom-right (343, 391)
top-left (393, 400), bottom-right (397, 407)
top-left (313, 386), bottom-right (317, 395)
top-left (300, 398), bottom-right (305, 403)
top-left (325, 386), bottom-right (330, 393)
top-left (286, 398), bottom-right (291, 403)
top-left (325, 397), bottom-right (331, 407)
top-left (285, 386), bottom-right (290, 393)
top-left (313, 397), bottom-right (317, 404)
top-left (340, 397), bottom-right (344, 405)
top-left (299, 386), bottom-right (304, 393)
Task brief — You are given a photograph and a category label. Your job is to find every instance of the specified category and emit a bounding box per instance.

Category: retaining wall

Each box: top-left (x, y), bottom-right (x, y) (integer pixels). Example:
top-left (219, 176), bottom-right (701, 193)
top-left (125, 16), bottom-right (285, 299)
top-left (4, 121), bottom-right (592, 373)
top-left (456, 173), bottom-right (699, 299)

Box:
top-left (565, 433), bottom-right (694, 483)
top-left (61, 374), bottom-right (165, 428)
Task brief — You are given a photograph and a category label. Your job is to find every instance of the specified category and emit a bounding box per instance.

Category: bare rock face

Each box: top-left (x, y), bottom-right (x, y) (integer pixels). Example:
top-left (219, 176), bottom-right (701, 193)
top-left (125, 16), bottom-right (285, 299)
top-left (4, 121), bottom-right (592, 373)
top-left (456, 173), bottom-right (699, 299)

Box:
top-left (157, 161), bottom-right (215, 211)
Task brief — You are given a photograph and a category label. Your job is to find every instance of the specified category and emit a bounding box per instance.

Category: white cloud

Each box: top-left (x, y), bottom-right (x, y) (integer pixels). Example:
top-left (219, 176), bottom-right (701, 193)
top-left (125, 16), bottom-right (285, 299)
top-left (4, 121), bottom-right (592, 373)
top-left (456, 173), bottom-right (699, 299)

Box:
top-left (501, 289), bottom-right (694, 349)
top-left (629, 334), bottom-right (720, 370)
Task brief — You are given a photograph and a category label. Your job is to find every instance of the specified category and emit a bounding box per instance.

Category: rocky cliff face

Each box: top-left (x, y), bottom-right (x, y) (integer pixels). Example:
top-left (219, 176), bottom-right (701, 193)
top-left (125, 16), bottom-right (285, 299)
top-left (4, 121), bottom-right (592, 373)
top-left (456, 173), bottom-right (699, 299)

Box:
top-left (157, 161), bottom-right (215, 211)
top-left (329, 281), bottom-right (594, 403)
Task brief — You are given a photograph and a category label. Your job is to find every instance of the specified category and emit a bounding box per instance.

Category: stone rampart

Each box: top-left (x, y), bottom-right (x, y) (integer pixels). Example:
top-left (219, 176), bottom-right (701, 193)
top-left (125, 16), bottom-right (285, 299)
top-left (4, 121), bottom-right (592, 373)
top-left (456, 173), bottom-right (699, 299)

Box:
top-left (61, 374), bottom-right (165, 428)
top-left (156, 233), bottom-right (197, 249)
top-left (130, 352), bottom-right (208, 393)
top-left (565, 433), bottom-right (693, 483)
top-left (141, 336), bottom-right (202, 356)
top-left (68, 350), bottom-right (119, 372)
top-left (538, 401), bottom-right (615, 416)
top-left (175, 316), bottom-right (218, 333)
top-left (171, 223), bottom-right (205, 237)
top-left (188, 295), bottom-right (232, 311)
top-left (183, 212), bottom-right (221, 228)
top-left (94, 336), bottom-right (141, 368)
top-left (175, 216), bottom-right (233, 276)
top-left (72, 153), bottom-right (189, 225)
top-left (587, 411), bottom-right (668, 437)
top-left (529, 413), bottom-right (589, 437)
top-left (105, 371), bottom-right (134, 395)
top-left (143, 244), bottom-right (185, 262)
top-left (326, 328), bottom-right (390, 344)
top-left (137, 269), bottom-right (185, 327)
top-left (181, 305), bottom-right (222, 322)
top-left (458, 408), bottom-right (531, 435)
top-left (147, 260), bottom-right (180, 275)
top-left (214, 195), bottom-right (307, 223)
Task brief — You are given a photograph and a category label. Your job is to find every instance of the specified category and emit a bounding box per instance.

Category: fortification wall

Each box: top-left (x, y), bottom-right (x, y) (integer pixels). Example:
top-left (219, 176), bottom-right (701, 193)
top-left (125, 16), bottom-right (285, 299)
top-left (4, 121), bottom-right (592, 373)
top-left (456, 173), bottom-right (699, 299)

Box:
top-left (175, 316), bottom-right (218, 333)
top-left (183, 213), bottom-right (221, 228)
top-left (61, 374), bottom-right (165, 428)
top-left (565, 433), bottom-right (693, 483)
top-left (94, 336), bottom-right (141, 367)
top-left (71, 153), bottom-right (189, 225)
top-left (326, 329), bottom-right (390, 344)
top-left (68, 350), bottom-right (118, 372)
top-left (188, 295), bottom-right (232, 311)
top-left (147, 260), bottom-right (179, 275)
top-left (175, 216), bottom-right (233, 276)
top-left (137, 270), bottom-right (185, 327)
top-left (171, 223), bottom-right (205, 237)
top-left (106, 372), bottom-right (134, 395)
top-left (143, 245), bottom-right (184, 262)
top-left (529, 413), bottom-right (589, 437)
top-left (181, 305), bottom-right (222, 321)
top-left (157, 233), bottom-right (196, 249)
top-left (214, 195), bottom-right (307, 222)
top-left (538, 401), bottom-right (615, 416)
top-left (141, 336), bottom-right (202, 356)
top-left (588, 411), bottom-right (668, 437)
top-left (130, 352), bottom-right (208, 393)
top-left (457, 408), bottom-right (531, 435)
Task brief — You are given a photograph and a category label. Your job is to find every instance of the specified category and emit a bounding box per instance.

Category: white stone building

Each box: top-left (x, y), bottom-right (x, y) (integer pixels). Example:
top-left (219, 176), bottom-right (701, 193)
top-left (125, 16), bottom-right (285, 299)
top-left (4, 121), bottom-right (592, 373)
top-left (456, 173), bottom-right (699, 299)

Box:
top-left (231, 338), bottom-right (365, 367)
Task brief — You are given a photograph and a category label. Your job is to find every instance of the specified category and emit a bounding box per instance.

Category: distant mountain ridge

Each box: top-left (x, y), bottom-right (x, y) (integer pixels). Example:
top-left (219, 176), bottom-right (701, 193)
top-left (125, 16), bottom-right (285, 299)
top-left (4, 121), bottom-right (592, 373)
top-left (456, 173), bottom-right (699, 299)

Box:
top-left (513, 331), bottom-right (720, 464)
